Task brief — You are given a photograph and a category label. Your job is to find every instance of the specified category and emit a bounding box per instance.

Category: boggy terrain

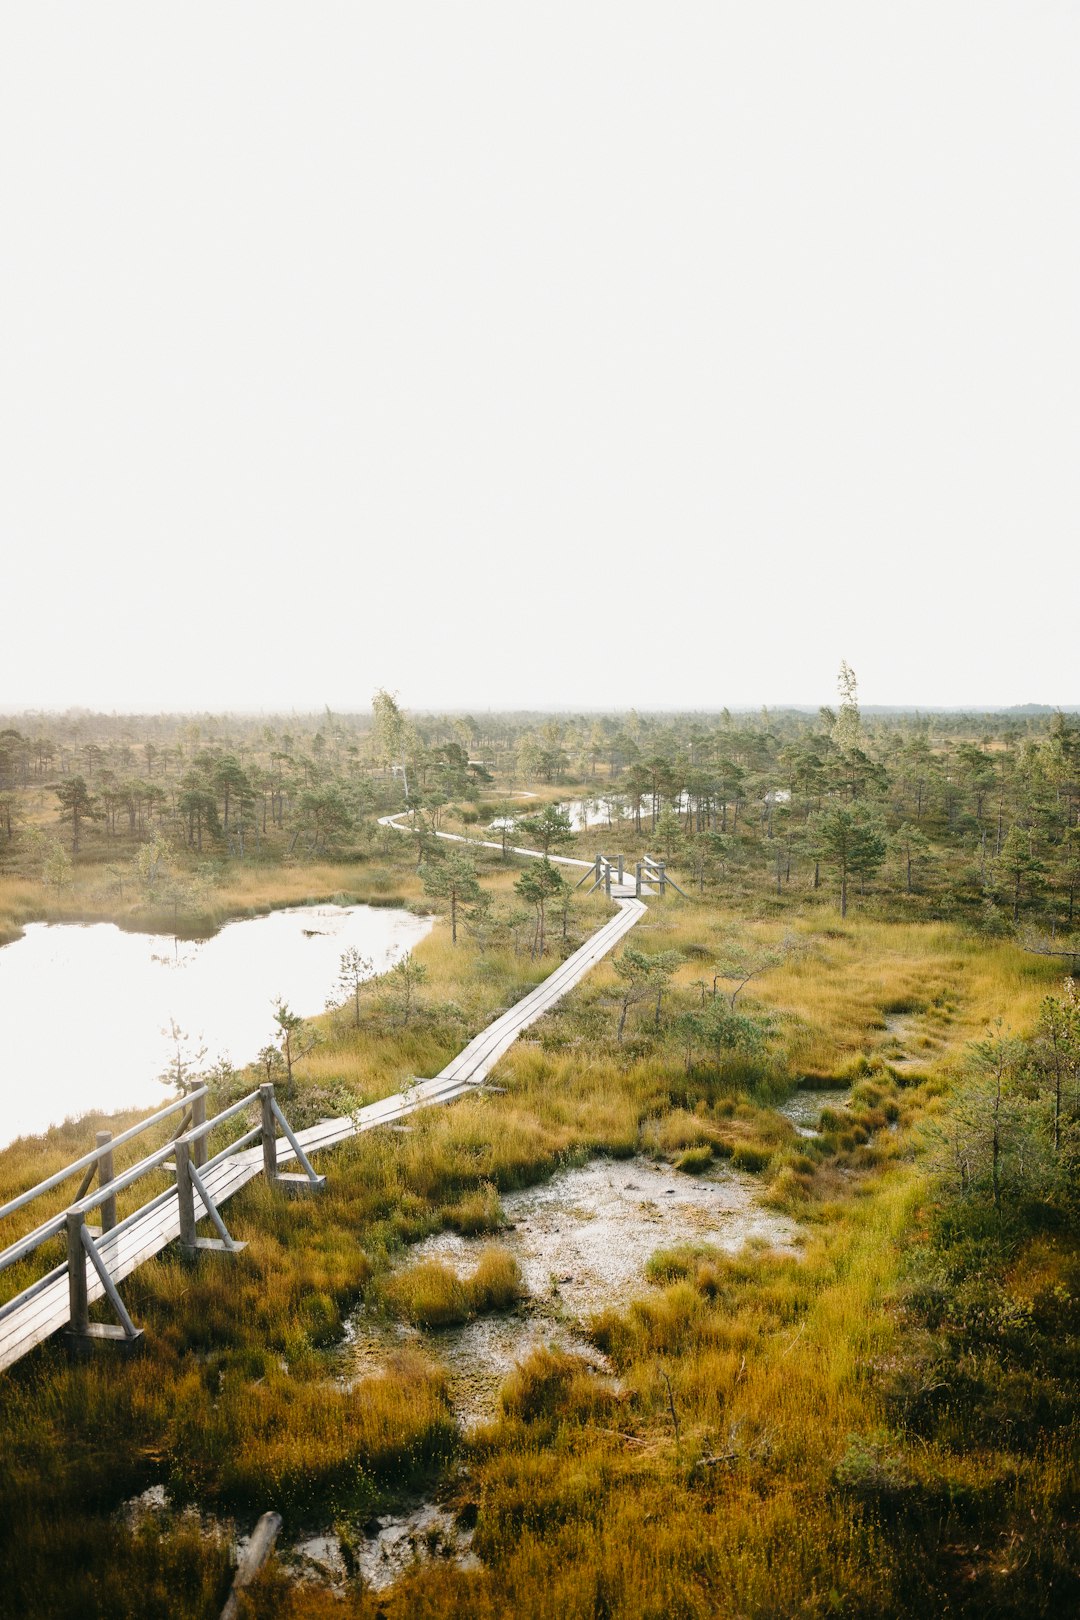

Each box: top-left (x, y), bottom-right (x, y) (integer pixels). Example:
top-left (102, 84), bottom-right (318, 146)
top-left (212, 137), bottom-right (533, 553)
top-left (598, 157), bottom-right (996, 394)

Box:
top-left (0, 703), bottom-right (1078, 1618)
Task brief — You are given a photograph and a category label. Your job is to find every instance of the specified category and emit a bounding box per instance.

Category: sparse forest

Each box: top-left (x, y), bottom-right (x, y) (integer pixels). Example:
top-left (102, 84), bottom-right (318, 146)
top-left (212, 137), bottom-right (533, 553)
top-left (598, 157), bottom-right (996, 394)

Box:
top-left (2, 688), bottom-right (1080, 947)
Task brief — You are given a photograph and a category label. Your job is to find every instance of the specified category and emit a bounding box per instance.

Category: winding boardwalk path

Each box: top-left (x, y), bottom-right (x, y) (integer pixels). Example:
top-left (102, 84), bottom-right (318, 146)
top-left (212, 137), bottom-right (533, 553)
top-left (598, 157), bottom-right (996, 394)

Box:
top-left (377, 809), bottom-right (652, 898)
top-left (1, 816), bottom-right (648, 1370)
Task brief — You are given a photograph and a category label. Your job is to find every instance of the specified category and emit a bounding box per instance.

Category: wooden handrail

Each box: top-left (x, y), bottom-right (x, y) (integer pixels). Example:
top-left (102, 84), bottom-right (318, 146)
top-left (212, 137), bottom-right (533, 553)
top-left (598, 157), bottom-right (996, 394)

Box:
top-left (0, 1088), bottom-right (208, 1225)
top-left (66, 1092), bottom-right (261, 1220)
top-left (0, 1089), bottom-right (258, 1270)
top-left (176, 1090), bottom-right (259, 1143)
top-left (66, 1140), bottom-right (178, 1219)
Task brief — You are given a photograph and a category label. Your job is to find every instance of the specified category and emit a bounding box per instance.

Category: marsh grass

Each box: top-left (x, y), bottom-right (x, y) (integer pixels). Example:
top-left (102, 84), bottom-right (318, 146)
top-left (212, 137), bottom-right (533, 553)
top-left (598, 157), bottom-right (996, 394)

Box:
top-left (381, 1246), bottom-right (522, 1329)
top-left (0, 863), bottom-right (1075, 1616)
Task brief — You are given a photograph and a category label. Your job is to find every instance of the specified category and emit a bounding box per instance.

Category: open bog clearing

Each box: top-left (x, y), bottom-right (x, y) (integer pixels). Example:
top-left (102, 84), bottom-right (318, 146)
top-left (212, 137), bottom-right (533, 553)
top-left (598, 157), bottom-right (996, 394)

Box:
top-left (344, 1155), bottom-right (799, 1428)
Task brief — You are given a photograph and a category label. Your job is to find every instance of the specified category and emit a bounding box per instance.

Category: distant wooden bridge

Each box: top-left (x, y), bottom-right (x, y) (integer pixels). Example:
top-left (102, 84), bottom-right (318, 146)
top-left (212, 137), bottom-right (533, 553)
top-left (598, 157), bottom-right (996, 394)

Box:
top-left (0, 820), bottom-right (660, 1370)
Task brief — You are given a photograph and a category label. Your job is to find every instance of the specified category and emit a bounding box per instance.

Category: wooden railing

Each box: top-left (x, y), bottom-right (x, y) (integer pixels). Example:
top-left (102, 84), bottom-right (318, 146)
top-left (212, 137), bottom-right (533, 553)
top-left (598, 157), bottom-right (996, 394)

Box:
top-left (577, 852), bottom-right (626, 896)
top-left (0, 1082), bottom-right (321, 1355)
top-left (576, 851), bottom-right (688, 898)
top-left (0, 1089), bottom-right (207, 1283)
top-left (640, 852), bottom-right (689, 898)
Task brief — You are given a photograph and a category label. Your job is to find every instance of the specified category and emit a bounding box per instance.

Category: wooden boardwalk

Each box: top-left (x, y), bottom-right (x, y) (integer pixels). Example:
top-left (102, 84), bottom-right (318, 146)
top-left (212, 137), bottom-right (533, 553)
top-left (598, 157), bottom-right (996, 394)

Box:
top-left (377, 811), bottom-right (653, 898)
top-left (0, 874), bottom-right (646, 1371)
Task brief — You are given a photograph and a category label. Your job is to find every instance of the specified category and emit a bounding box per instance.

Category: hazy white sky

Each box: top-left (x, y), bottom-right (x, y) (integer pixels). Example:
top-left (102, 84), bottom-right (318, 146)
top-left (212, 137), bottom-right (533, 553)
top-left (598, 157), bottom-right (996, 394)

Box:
top-left (1, 5), bottom-right (1076, 715)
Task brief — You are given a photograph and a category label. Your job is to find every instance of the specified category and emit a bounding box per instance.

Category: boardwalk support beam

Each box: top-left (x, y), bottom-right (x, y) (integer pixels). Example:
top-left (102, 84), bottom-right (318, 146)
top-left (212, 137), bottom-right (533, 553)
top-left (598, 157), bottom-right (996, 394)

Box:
top-left (96, 1133), bottom-right (116, 1232)
top-left (576, 854), bottom-right (604, 891)
top-left (260, 1084), bottom-right (277, 1182)
top-left (175, 1140), bottom-right (246, 1256)
top-left (641, 854), bottom-right (690, 899)
top-left (260, 1083), bottom-right (326, 1193)
top-left (221, 1511), bottom-right (283, 1620)
top-left (64, 1211), bottom-right (143, 1353)
top-left (191, 1090), bottom-right (208, 1168)
top-left (269, 1096), bottom-right (326, 1193)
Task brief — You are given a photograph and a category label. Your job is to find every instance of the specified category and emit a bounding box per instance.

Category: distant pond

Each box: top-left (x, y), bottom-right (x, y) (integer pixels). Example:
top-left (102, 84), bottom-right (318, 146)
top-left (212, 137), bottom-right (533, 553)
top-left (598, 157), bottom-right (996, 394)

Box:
top-left (0, 904), bottom-right (432, 1148)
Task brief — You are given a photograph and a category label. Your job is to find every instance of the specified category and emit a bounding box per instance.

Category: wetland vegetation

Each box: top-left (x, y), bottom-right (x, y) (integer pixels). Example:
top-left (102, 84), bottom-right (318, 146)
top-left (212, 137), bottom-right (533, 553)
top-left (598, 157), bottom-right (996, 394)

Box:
top-left (0, 690), bottom-right (1077, 1617)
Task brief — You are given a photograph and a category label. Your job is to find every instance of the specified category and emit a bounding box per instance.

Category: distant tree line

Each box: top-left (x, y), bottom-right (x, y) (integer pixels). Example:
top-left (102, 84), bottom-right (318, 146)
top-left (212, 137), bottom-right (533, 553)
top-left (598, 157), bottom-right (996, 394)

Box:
top-left (2, 680), bottom-right (1080, 940)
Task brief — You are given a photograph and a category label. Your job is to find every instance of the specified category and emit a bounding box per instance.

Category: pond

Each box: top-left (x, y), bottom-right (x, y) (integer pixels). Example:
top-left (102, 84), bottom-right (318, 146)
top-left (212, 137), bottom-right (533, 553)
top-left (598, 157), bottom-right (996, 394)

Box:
top-left (775, 1085), bottom-right (850, 1138)
top-left (556, 792), bottom-right (690, 832)
top-left (557, 789), bottom-right (789, 834)
top-left (556, 797), bottom-right (627, 831)
top-left (0, 904), bottom-right (432, 1148)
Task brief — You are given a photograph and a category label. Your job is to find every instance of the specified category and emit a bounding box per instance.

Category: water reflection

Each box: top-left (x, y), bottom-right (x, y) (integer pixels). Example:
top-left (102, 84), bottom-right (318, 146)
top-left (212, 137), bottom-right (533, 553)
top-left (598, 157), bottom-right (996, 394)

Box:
top-left (556, 793), bottom-right (688, 832)
top-left (0, 905), bottom-right (431, 1146)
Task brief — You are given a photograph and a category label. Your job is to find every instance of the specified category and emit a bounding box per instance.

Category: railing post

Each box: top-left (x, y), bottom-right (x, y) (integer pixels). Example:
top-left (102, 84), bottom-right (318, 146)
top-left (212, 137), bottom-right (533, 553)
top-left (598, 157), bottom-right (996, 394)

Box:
top-left (191, 1091), bottom-right (208, 1168)
top-left (658, 860), bottom-right (667, 897)
top-left (96, 1132), bottom-right (116, 1232)
top-left (617, 855), bottom-right (624, 882)
top-left (174, 1140), bottom-right (198, 1250)
top-left (66, 1211), bottom-right (89, 1336)
top-left (635, 862), bottom-right (642, 897)
top-left (594, 854), bottom-right (602, 885)
top-left (261, 1084), bottom-right (277, 1182)
top-left (604, 863), bottom-right (612, 898)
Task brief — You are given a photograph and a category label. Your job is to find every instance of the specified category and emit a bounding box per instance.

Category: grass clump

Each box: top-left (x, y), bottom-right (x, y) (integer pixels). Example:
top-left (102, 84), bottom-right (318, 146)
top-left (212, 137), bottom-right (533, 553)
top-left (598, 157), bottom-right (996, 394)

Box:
top-left (384, 1260), bottom-right (469, 1327)
top-left (383, 1245), bottom-right (523, 1328)
top-left (470, 1245), bottom-right (524, 1312)
top-left (674, 1144), bottom-right (714, 1174)
top-left (170, 1351), bottom-right (457, 1513)
top-left (645, 1244), bottom-right (723, 1285)
top-left (440, 1181), bottom-right (505, 1235)
top-left (499, 1346), bottom-right (610, 1428)
top-left (729, 1142), bottom-right (770, 1173)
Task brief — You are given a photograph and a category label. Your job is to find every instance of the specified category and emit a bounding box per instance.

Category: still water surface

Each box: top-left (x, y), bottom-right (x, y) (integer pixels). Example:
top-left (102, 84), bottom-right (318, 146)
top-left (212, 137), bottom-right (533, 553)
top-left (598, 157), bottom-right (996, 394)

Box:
top-left (0, 904), bottom-right (431, 1147)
